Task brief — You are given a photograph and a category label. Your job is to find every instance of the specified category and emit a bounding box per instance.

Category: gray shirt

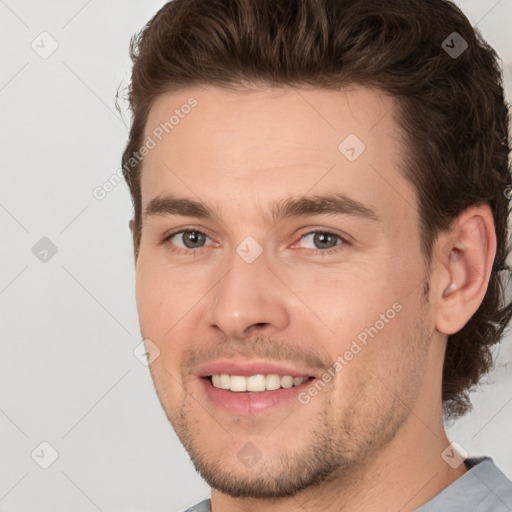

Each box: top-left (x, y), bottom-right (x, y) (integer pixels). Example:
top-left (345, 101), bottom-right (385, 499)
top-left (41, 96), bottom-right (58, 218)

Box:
top-left (184, 457), bottom-right (512, 511)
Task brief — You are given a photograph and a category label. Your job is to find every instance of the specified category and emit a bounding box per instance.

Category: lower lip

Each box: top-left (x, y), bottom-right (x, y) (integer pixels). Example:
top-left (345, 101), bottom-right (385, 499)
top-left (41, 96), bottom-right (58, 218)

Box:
top-left (199, 377), bottom-right (315, 415)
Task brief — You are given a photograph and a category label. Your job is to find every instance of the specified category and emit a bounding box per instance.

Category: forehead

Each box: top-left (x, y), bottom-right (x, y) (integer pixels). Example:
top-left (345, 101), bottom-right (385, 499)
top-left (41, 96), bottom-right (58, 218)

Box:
top-left (144, 85), bottom-right (400, 162)
top-left (140, 85), bottom-right (416, 228)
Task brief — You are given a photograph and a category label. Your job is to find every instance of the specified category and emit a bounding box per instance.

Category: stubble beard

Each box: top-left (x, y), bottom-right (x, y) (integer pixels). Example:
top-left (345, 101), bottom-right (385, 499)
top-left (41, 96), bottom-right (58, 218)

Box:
top-left (162, 378), bottom-right (418, 499)
top-left (149, 291), bottom-right (432, 500)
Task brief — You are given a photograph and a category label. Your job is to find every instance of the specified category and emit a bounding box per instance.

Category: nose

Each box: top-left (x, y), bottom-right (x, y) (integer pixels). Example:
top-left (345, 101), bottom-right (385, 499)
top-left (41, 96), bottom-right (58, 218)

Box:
top-left (205, 248), bottom-right (291, 339)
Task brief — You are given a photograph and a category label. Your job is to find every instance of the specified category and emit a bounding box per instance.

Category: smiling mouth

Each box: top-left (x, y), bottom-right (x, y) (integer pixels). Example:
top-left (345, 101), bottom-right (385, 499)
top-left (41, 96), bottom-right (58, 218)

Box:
top-left (206, 374), bottom-right (315, 392)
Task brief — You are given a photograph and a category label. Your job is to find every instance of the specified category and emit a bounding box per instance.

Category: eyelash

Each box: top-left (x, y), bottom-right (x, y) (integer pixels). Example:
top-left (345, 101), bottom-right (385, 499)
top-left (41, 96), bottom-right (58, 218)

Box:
top-left (161, 228), bottom-right (351, 256)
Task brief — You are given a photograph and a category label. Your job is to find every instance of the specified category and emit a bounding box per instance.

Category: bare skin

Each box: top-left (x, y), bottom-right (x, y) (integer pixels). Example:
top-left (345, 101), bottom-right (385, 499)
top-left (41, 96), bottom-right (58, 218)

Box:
top-left (133, 84), bottom-right (496, 511)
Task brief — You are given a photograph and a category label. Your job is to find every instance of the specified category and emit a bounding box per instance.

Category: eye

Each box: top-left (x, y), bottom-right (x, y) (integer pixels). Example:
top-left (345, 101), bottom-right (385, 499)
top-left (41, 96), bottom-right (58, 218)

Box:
top-left (296, 230), bottom-right (350, 255)
top-left (161, 228), bottom-right (350, 256)
top-left (162, 229), bottom-right (213, 254)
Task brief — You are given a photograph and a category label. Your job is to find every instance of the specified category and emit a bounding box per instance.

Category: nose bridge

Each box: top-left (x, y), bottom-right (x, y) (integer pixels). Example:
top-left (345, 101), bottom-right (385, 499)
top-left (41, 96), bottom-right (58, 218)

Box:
top-left (206, 242), bottom-right (290, 337)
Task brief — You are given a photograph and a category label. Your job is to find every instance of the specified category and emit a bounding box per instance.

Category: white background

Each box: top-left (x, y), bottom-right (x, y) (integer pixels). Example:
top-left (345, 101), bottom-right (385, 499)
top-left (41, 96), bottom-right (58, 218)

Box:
top-left (1, 1), bottom-right (511, 511)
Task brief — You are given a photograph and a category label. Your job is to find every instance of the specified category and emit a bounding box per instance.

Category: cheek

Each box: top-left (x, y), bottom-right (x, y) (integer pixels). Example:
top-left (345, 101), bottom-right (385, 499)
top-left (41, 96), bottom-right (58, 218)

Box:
top-left (299, 270), bottom-right (395, 337)
top-left (308, 267), bottom-right (411, 384)
top-left (135, 256), bottom-right (209, 359)
top-left (328, 287), bottom-right (427, 414)
top-left (323, 315), bottom-right (412, 434)
top-left (135, 257), bottom-right (179, 338)
top-left (135, 264), bottom-right (161, 329)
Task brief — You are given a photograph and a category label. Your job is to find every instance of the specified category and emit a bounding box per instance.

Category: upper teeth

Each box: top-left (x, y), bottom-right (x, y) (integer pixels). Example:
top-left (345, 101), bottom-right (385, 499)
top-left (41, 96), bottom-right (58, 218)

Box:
top-left (211, 374), bottom-right (307, 392)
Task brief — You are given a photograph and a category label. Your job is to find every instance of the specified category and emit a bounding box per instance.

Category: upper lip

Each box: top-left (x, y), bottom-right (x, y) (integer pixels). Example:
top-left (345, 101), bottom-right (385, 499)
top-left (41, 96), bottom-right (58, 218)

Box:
top-left (195, 359), bottom-right (320, 379)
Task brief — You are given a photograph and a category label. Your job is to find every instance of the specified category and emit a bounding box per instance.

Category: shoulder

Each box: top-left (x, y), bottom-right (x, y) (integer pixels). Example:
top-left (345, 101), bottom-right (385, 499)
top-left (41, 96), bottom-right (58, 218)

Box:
top-left (418, 457), bottom-right (512, 511)
top-left (182, 498), bottom-right (211, 512)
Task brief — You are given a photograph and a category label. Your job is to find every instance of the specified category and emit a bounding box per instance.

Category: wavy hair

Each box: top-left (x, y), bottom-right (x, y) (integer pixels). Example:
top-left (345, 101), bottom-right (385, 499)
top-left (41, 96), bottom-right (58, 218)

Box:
top-left (120, 0), bottom-right (512, 418)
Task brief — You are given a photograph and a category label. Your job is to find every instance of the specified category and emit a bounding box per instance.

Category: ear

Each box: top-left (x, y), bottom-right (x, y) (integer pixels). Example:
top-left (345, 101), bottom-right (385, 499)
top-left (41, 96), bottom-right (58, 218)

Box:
top-left (129, 219), bottom-right (134, 233)
top-left (434, 204), bottom-right (496, 335)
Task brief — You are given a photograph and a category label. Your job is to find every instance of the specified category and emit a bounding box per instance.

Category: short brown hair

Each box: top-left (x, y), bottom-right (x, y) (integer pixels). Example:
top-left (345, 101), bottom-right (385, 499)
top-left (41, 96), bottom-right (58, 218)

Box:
top-left (120, 0), bottom-right (512, 418)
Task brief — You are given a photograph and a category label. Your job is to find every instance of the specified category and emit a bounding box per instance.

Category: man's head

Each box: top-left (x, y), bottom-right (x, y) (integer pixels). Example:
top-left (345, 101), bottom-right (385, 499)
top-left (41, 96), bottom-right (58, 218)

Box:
top-left (121, 0), bottom-right (512, 501)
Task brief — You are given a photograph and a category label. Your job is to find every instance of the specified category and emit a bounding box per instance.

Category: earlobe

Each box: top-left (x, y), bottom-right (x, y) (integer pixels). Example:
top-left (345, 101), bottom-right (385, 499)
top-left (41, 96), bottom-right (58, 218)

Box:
top-left (434, 205), bottom-right (496, 336)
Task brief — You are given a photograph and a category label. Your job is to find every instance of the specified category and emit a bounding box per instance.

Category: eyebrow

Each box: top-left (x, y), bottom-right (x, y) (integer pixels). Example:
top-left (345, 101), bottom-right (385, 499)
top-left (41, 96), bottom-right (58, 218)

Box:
top-left (143, 192), bottom-right (380, 224)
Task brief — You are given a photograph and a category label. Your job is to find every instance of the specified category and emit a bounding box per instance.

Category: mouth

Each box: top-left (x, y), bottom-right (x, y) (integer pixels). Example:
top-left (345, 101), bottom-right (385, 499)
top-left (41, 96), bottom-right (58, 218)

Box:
top-left (207, 373), bottom-right (315, 392)
top-left (196, 362), bottom-right (319, 415)
top-left (195, 360), bottom-right (322, 415)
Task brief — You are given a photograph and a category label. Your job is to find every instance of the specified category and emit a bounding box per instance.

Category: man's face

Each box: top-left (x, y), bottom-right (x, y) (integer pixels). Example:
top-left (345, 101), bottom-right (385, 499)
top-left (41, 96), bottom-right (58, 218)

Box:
top-left (135, 85), bottom-right (438, 498)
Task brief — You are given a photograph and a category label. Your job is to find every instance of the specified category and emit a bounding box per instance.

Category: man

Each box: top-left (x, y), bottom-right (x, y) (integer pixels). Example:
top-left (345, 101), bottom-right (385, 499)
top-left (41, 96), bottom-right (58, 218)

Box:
top-left (121, 0), bottom-right (512, 510)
